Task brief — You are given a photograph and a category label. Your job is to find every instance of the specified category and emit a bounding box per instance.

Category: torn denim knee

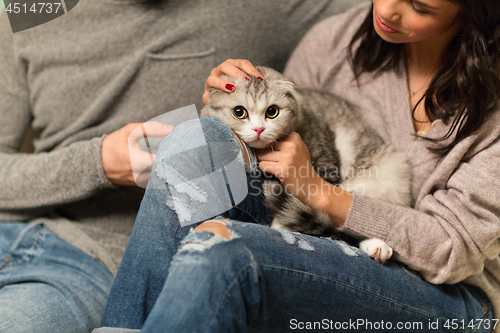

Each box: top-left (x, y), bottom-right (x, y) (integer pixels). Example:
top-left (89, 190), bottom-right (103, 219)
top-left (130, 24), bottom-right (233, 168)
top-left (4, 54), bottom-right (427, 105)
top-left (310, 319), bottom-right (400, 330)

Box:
top-left (178, 220), bottom-right (240, 254)
top-left (154, 139), bottom-right (248, 227)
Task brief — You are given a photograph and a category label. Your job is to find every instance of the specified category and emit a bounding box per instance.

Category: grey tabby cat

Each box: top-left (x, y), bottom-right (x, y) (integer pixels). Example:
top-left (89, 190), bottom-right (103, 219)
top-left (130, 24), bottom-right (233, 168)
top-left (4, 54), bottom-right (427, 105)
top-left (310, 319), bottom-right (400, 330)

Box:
top-left (200, 66), bottom-right (411, 262)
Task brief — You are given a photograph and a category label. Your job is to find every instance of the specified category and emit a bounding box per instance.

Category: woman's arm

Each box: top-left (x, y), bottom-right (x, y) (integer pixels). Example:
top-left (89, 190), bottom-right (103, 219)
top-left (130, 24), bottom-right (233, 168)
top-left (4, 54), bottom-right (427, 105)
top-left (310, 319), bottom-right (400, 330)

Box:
top-left (257, 132), bottom-right (353, 226)
top-left (341, 134), bottom-right (500, 284)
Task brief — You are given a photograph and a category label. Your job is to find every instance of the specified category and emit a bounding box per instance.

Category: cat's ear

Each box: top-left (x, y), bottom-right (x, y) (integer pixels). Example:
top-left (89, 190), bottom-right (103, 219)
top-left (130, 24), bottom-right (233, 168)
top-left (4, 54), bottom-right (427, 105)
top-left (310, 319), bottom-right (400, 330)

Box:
top-left (256, 66), bottom-right (297, 93)
top-left (275, 79), bottom-right (296, 93)
top-left (255, 66), bottom-right (301, 105)
top-left (255, 66), bottom-right (294, 83)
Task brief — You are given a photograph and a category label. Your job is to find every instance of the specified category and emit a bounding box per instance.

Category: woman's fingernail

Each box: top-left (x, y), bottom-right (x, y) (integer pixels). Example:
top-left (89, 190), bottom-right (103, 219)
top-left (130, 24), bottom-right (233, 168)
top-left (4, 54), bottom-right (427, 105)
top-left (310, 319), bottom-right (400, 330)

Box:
top-left (163, 125), bottom-right (174, 132)
top-left (244, 77), bottom-right (251, 82)
top-left (257, 76), bottom-right (264, 81)
top-left (225, 83), bottom-right (235, 91)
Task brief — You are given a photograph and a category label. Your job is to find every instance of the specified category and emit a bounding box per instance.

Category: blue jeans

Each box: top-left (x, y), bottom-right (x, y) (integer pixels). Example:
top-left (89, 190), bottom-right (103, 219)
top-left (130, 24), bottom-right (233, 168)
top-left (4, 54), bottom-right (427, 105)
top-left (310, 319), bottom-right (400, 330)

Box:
top-left (0, 221), bottom-right (114, 333)
top-left (98, 117), bottom-right (492, 333)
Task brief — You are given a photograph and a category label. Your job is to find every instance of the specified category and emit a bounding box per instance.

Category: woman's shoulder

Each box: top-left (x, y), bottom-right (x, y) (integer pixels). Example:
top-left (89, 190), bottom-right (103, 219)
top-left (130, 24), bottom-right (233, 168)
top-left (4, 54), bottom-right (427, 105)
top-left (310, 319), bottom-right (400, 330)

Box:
top-left (303, 2), bottom-right (371, 50)
top-left (313, 2), bottom-right (371, 30)
top-left (284, 2), bottom-right (371, 87)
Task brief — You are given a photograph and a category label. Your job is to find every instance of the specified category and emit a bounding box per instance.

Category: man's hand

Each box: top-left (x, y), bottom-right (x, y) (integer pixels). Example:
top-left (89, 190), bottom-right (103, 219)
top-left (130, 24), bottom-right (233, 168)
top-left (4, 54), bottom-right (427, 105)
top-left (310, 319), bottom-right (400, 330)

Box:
top-left (101, 121), bottom-right (173, 186)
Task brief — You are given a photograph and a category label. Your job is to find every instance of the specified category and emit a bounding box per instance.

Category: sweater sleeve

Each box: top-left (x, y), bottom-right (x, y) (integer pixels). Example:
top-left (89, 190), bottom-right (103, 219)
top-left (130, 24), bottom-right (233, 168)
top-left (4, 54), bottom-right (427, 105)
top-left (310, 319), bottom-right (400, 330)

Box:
top-left (343, 131), bottom-right (500, 285)
top-left (0, 14), bottom-right (113, 221)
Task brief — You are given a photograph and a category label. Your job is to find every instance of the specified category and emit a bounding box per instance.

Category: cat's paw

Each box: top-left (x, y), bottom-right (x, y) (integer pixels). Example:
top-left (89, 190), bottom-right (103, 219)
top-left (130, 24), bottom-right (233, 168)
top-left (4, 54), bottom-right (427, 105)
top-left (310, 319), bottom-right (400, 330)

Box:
top-left (359, 238), bottom-right (393, 263)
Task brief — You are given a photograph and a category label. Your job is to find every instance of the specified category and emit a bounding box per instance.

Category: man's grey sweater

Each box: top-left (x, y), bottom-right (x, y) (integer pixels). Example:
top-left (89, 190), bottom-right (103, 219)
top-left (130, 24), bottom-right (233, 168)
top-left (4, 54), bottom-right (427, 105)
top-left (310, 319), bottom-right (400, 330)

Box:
top-left (0, 0), bottom-right (365, 274)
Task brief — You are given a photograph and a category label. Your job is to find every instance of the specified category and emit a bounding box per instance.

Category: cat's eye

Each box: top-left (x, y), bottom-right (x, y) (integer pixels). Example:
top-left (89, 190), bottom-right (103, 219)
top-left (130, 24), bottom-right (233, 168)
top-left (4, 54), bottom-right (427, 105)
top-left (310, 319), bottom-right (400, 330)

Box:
top-left (233, 106), bottom-right (248, 119)
top-left (266, 105), bottom-right (279, 119)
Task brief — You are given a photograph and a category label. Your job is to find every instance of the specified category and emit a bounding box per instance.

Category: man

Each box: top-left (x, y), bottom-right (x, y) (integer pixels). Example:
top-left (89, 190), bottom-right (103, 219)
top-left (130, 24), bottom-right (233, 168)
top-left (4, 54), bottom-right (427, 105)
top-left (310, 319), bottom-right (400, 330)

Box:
top-left (0, 0), bottom-right (365, 332)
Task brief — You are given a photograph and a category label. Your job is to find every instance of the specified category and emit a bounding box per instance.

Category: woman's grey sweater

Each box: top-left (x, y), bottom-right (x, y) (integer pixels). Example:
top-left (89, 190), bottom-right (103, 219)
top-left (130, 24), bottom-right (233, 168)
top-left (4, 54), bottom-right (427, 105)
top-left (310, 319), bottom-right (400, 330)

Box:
top-left (285, 3), bottom-right (500, 324)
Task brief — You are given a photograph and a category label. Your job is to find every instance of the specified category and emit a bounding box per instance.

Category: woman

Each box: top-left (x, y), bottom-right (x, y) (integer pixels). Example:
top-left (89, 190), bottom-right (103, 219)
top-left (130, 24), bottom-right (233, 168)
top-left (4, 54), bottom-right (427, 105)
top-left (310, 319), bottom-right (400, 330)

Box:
top-left (98, 0), bottom-right (500, 332)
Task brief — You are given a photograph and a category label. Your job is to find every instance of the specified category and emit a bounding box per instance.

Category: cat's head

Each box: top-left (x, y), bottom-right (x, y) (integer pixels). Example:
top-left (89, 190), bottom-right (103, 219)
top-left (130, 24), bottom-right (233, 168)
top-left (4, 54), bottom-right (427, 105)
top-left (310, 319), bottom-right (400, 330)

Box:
top-left (200, 66), bottom-right (300, 149)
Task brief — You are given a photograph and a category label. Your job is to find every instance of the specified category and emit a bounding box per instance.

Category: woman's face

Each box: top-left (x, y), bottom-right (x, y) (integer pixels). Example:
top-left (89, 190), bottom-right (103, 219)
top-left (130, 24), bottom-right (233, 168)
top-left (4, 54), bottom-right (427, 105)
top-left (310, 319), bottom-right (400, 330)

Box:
top-left (372, 0), bottom-right (461, 44)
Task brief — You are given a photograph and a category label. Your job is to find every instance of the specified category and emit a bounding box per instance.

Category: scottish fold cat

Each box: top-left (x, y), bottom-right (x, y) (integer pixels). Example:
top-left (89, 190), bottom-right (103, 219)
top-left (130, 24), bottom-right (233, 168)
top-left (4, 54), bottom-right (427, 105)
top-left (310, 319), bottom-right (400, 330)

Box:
top-left (200, 66), bottom-right (411, 263)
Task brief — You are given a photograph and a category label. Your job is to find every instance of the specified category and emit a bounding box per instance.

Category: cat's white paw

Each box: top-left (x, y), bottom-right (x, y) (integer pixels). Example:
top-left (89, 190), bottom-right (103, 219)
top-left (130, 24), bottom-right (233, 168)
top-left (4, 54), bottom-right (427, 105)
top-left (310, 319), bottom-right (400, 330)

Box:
top-left (270, 219), bottom-right (294, 232)
top-left (359, 238), bottom-right (393, 263)
top-left (270, 219), bottom-right (284, 230)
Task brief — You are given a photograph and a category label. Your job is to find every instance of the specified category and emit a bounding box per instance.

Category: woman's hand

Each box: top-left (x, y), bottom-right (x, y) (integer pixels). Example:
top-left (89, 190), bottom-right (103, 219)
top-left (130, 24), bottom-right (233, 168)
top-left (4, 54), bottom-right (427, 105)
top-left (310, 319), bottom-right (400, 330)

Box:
top-left (257, 132), bottom-right (322, 204)
top-left (101, 122), bottom-right (173, 187)
top-left (257, 132), bottom-right (352, 226)
top-left (203, 59), bottom-right (264, 105)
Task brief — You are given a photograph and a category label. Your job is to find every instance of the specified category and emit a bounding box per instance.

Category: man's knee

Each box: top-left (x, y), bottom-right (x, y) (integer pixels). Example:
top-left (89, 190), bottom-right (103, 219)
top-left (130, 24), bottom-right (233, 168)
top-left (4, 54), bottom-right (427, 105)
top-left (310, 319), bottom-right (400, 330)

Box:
top-left (0, 282), bottom-right (98, 333)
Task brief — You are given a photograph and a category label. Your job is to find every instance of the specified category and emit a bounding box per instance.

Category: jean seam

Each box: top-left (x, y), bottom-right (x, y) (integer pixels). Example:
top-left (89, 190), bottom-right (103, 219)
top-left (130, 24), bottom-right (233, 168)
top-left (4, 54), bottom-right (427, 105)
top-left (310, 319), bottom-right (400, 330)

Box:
top-left (462, 285), bottom-right (493, 331)
top-left (6, 221), bottom-right (44, 254)
top-left (203, 261), bottom-right (257, 333)
top-left (0, 221), bottom-right (46, 269)
top-left (464, 285), bottom-right (492, 311)
top-left (259, 263), bottom-right (440, 320)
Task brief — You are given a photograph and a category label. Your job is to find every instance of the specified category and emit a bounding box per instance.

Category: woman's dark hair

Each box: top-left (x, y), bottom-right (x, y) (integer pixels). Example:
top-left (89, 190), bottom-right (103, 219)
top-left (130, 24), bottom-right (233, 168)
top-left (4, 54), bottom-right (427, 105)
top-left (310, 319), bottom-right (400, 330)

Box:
top-left (348, 1), bottom-right (500, 153)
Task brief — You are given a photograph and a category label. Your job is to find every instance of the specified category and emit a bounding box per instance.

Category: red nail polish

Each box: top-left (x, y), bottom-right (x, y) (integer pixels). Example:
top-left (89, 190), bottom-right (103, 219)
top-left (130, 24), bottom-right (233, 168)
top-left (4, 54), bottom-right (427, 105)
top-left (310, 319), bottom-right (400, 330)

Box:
top-left (225, 83), bottom-right (235, 91)
top-left (257, 77), bottom-right (264, 81)
top-left (244, 77), bottom-right (251, 82)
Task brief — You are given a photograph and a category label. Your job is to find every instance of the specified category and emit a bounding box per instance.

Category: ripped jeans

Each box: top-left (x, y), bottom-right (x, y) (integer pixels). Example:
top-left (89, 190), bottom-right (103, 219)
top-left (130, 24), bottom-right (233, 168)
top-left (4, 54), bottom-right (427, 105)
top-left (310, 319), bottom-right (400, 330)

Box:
top-left (98, 117), bottom-right (492, 333)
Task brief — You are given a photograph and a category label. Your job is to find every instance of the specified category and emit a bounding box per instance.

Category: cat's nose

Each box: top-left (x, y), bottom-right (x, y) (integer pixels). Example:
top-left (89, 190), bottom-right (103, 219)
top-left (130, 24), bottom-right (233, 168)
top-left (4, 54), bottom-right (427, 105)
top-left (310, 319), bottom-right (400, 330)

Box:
top-left (253, 127), bottom-right (265, 138)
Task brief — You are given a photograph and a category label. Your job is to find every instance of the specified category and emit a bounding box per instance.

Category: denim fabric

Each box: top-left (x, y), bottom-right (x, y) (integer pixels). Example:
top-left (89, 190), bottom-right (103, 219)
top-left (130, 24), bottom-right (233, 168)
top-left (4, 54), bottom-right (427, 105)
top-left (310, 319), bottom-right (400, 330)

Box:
top-left (93, 329), bottom-right (139, 333)
top-left (101, 117), bottom-right (492, 333)
top-left (0, 221), bottom-right (114, 333)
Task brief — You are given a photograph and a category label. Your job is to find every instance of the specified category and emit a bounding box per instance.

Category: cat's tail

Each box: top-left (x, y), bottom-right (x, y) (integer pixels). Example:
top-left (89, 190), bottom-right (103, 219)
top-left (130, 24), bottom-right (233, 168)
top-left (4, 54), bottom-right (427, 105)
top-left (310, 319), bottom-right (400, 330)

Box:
top-left (339, 145), bottom-right (412, 207)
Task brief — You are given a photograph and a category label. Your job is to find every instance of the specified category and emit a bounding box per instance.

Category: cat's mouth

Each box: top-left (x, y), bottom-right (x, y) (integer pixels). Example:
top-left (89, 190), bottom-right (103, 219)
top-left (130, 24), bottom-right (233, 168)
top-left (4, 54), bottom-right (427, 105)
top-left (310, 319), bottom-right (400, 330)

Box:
top-left (246, 138), bottom-right (273, 149)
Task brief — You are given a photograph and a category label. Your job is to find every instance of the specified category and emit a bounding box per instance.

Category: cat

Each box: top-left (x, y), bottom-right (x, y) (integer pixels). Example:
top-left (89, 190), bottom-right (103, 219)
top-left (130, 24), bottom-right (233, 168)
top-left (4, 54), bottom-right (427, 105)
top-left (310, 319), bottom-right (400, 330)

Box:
top-left (199, 66), bottom-right (411, 263)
